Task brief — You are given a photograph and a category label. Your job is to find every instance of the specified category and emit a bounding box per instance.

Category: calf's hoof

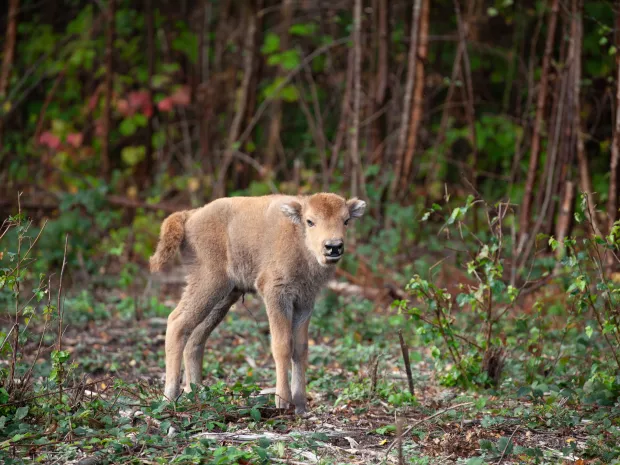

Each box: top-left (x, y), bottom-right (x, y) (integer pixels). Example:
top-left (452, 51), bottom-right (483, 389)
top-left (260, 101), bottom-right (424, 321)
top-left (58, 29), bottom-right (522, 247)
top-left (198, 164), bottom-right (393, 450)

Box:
top-left (164, 384), bottom-right (181, 401)
top-left (183, 383), bottom-right (200, 394)
top-left (275, 396), bottom-right (291, 410)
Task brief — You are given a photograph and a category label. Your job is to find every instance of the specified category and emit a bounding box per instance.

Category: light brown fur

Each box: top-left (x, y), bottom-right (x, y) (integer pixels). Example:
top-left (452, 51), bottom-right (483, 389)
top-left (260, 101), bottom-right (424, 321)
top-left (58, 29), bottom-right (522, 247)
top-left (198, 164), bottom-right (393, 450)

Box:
top-left (149, 193), bottom-right (366, 413)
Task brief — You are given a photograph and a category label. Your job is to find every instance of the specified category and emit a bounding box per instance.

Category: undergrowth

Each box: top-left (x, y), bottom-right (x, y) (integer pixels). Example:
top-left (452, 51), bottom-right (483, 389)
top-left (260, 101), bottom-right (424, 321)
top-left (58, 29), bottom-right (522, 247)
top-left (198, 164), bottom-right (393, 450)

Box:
top-left (1, 194), bottom-right (620, 464)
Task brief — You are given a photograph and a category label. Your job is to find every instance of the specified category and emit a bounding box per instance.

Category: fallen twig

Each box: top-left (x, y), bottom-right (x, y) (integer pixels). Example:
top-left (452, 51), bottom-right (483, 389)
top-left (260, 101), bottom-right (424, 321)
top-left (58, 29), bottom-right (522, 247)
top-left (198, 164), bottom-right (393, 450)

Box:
top-left (497, 425), bottom-right (520, 464)
top-left (192, 429), bottom-right (355, 443)
top-left (385, 402), bottom-right (475, 457)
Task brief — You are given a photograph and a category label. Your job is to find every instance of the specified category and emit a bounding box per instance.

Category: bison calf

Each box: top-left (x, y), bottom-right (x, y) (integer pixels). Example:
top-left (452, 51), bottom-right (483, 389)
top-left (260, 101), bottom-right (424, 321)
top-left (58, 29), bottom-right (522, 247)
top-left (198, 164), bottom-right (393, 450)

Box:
top-left (149, 193), bottom-right (366, 413)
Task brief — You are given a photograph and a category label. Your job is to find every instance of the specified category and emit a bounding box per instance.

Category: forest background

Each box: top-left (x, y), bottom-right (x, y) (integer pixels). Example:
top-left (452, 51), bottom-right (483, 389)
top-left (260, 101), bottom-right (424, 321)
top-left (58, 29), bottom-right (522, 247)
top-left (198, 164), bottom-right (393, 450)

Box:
top-left (1, 0), bottom-right (620, 463)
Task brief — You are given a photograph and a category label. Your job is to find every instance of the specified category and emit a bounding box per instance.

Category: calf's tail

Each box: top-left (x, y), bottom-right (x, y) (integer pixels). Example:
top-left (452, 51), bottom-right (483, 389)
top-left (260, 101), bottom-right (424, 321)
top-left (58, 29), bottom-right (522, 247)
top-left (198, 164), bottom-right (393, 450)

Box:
top-left (149, 210), bottom-right (193, 272)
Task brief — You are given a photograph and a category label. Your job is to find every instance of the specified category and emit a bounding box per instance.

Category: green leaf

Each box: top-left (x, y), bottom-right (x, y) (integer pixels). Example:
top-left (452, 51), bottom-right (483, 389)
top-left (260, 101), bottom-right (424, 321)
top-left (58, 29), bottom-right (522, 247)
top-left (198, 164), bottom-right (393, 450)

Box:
top-left (289, 23), bottom-right (317, 36)
top-left (119, 118), bottom-right (137, 137)
top-left (172, 30), bottom-right (198, 64)
top-left (261, 33), bottom-right (280, 54)
top-left (266, 54), bottom-right (281, 66)
top-left (585, 326), bottom-right (593, 339)
top-left (134, 113), bottom-right (148, 127)
top-left (152, 131), bottom-right (166, 149)
top-left (375, 424), bottom-right (396, 435)
top-left (276, 84), bottom-right (299, 102)
top-left (447, 207), bottom-right (463, 225)
top-left (245, 140), bottom-right (256, 153)
top-left (548, 237), bottom-right (558, 251)
top-left (279, 49), bottom-right (300, 70)
top-left (15, 406), bottom-right (29, 421)
top-left (496, 436), bottom-right (514, 455)
top-left (152, 74), bottom-right (171, 88)
top-left (250, 408), bottom-right (261, 422)
top-left (263, 78), bottom-right (299, 102)
top-left (52, 350), bottom-right (70, 364)
top-left (121, 146), bottom-right (146, 166)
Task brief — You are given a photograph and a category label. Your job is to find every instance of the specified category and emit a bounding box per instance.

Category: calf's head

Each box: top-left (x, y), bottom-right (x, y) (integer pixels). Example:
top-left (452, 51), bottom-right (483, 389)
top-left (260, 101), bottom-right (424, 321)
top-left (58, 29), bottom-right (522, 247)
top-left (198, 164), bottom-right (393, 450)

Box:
top-left (281, 193), bottom-right (366, 266)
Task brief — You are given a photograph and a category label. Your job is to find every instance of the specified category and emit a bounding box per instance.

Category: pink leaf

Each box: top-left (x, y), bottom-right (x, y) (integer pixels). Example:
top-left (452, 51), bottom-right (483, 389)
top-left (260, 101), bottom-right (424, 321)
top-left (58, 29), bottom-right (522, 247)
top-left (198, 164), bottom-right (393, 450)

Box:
top-left (128, 90), bottom-right (150, 109)
top-left (170, 86), bottom-right (191, 107)
top-left (157, 97), bottom-right (174, 112)
top-left (116, 99), bottom-right (130, 116)
top-left (38, 131), bottom-right (61, 150)
top-left (66, 132), bottom-right (83, 148)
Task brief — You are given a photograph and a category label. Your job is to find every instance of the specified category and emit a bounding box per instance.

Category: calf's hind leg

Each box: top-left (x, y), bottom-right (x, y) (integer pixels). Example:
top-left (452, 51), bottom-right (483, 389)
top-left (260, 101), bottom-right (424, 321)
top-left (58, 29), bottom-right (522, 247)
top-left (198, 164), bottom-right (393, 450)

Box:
top-left (183, 291), bottom-right (241, 393)
top-left (164, 272), bottom-right (232, 400)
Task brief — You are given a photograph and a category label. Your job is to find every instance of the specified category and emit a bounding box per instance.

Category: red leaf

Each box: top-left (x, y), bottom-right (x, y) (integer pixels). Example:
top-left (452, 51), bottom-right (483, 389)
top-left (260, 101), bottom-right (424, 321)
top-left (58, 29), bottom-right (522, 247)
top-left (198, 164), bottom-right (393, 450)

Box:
top-left (66, 132), bottom-right (83, 148)
top-left (128, 90), bottom-right (150, 109)
top-left (170, 86), bottom-right (190, 106)
top-left (117, 98), bottom-right (130, 116)
top-left (157, 97), bottom-right (174, 112)
top-left (38, 131), bottom-right (61, 150)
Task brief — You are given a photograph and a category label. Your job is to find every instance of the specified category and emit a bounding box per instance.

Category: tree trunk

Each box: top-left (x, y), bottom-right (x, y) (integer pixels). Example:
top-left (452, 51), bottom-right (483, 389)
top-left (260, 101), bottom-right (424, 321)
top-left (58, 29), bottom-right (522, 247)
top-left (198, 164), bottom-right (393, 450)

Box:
top-left (370, 0), bottom-right (390, 166)
top-left (391, 0), bottom-right (423, 199)
top-left (426, 0), bottom-right (476, 191)
top-left (519, 0), bottom-right (560, 248)
top-left (518, 14), bottom-right (569, 268)
top-left (213, 2), bottom-right (256, 198)
top-left (137, 0), bottom-right (155, 189)
top-left (264, 0), bottom-right (293, 170)
top-left (555, 180), bottom-right (575, 258)
top-left (543, 12), bottom-right (573, 238)
top-left (198, 0), bottom-right (213, 177)
top-left (349, 0), bottom-right (363, 198)
top-left (101, 0), bottom-right (116, 181)
top-left (425, 40), bottom-right (464, 192)
top-left (0, 0), bottom-right (20, 151)
top-left (241, 0), bottom-right (264, 190)
top-left (327, 48), bottom-right (354, 187)
top-left (570, 0), bottom-right (601, 236)
top-left (455, 0), bottom-right (479, 196)
top-left (607, 1), bottom-right (620, 232)
top-left (213, 0), bottom-right (231, 74)
top-left (400, 0), bottom-right (429, 192)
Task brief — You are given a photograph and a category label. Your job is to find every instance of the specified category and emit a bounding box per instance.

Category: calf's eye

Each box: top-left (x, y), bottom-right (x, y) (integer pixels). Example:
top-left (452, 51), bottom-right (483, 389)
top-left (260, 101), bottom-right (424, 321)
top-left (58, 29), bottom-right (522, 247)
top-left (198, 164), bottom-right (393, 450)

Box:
top-left (306, 219), bottom-right (315, 227)
top-left (344, 218), bottom-right (350, 226)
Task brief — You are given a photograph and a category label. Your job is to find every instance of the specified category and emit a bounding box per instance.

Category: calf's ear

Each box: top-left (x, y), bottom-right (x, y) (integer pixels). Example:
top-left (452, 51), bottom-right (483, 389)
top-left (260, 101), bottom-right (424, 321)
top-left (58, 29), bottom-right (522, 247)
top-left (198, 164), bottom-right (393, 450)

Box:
top-left (346, 198), bottom-right (366, 219)
top-left (280, 200), bottom-right (303, 224)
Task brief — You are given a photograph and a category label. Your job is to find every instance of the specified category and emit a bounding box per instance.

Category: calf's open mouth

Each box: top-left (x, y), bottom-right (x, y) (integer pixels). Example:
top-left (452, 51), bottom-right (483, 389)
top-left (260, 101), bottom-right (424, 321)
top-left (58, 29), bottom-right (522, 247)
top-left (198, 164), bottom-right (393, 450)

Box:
top-left (324, 254), bottom-right (342, 263)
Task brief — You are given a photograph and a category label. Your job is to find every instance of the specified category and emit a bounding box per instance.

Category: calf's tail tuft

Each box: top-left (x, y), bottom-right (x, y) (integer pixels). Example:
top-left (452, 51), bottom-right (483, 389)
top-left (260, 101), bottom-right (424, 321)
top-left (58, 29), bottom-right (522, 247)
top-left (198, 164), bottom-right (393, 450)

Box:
top-left (149, 210), bottom-right (192, 272)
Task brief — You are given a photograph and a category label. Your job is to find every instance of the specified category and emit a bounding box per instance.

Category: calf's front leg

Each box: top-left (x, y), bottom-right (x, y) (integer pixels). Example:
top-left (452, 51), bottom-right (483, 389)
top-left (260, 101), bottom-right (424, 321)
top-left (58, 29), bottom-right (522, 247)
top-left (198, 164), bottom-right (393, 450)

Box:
top-left (291, 318), bottom-right (310, 414)
top-left (264, 298), bottom-right (293, 410)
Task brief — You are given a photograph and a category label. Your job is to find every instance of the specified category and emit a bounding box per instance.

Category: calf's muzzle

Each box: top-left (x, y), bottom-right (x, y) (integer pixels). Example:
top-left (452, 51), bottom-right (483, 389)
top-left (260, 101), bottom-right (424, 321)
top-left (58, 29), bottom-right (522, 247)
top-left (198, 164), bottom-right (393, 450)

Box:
top-left (323, 239), bottom-right (344, 260)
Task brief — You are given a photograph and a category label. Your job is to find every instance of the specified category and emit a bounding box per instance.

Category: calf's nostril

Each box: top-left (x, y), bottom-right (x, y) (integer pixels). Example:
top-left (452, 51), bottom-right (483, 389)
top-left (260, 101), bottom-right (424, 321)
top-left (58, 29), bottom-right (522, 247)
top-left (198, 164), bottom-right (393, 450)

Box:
top-left (324, 241), bottom-right (344, 256)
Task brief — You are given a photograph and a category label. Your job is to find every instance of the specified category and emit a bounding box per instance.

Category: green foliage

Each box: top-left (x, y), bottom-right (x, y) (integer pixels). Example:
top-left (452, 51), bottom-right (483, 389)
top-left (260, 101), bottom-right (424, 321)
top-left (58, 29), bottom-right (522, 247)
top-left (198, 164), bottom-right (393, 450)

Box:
top-left (401, 197), bottom-right (518, 388)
